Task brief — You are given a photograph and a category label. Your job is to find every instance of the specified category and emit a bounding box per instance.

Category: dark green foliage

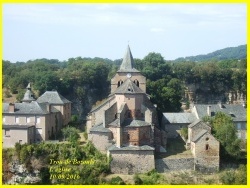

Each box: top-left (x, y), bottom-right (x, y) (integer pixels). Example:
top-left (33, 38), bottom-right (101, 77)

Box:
top-left (220, 165), bottom-right (246, 185)
top-left (133, 174), bottom-right (143, 185)
top-left (180, 127), bottom-right (188, 140)
top-left (3, 47), bottom-right (247, 115)
top-left (3, 141), bottom-right (110, 185)
top-left (139, 169), bottom-right (164, 185)
top-left (211, 112), bottom-right (241, 159)
top-left (61, 127), bottom-right (80, 144)
top-left (109, 176), bottom-right (125, 185)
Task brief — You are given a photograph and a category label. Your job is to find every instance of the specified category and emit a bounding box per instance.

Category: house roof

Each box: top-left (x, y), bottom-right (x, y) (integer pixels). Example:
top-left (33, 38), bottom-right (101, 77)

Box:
top-left (194, 104), bottom-right (246, 122)
top-left (89, 124), bottom-right (112, 133)
top-left (188, 119), bottom-right (203, 128)
top-left (3, 101), bottom-right (59, 115)
top-left (123, 119), bottom-right (151, 127)
top-left (114, 79), bottom-right (145, 94)
top-left (192, 129), bottom-right (208, 142)
top-left (36, 91), bottom-right (71, 104)
top-left (108, 144), bottom-right (154, 151)
top-left (90, 95), bottom-right (115, 112)
top-left (117, 45), bottom-right (140, 73)
top-left (163, 113), bottom-right (197, 124)
top-left (22, 89), bottom-right (35, 102)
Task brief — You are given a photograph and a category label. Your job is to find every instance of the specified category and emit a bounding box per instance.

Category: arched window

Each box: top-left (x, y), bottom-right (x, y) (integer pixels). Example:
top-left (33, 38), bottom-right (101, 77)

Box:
top-left (134, 79), bottom-right (139, 87)
top-left (117, 80), bottom-right (123, 87)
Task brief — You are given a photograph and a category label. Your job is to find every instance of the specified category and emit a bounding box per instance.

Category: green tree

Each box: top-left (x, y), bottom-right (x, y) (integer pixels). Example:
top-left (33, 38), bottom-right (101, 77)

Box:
top-left (62, 127), bottom-right (80, 144)
top-left (211, 112), bottom-right (241, 159)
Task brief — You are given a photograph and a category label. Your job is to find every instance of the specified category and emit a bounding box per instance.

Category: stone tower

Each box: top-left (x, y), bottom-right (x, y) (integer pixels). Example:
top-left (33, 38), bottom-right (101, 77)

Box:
top-left (111, 45), bottom-right (146, 93)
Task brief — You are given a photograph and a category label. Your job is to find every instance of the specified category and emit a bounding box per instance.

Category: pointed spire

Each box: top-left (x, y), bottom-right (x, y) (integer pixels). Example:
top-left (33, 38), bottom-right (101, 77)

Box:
top-left (118, 45), bottom-right (139, 73)
top-left (26, 83), bottom-right (31, 90)
top-left (22, 83), bottom-right (35, 103)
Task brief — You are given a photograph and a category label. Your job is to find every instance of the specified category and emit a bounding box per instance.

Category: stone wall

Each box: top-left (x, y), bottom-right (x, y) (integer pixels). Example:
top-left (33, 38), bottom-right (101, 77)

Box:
top-left (109, 149), bottom-right (155, 174)
top-left (87, 96), bottom-right (116, 132)
top-left (164, 123), bottom-right (189, 138)
top-left (103, 102), bottom-right (117, 127)
top-left (155, 157), bottom-right (194, 172)
top-left (88, 132), bottom-right (113, 153)
top-left (195, 156), bottom-right (219, 173)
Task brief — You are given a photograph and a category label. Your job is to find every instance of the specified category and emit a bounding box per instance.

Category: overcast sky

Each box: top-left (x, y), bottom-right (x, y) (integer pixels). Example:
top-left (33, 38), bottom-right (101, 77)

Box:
top-left (3, 3), bottom-right (246, 62)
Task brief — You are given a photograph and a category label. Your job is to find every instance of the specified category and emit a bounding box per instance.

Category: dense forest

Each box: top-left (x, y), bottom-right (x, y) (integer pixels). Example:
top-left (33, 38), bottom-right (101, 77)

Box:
top-left (2, 45), bottom-right (247, 119)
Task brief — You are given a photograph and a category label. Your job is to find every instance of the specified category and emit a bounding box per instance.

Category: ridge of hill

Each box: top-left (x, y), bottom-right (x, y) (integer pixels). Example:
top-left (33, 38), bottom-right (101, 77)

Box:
top-left (174, 44), bottom-right (246, 62)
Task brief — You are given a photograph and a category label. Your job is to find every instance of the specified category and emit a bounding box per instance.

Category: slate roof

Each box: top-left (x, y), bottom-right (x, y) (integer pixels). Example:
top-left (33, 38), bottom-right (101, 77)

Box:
top-left (3, 101), bottom-right (59, 115)
top-left (90, 96), bottom-right (115, 112)
top-left (114, 79), bottom-right (145, 94)
top-left (36, 91), bottom-right (71, 104)
top-left (188, 119), bottom-right (203, 128)
top-left (117, 45), bottom-right (140, 73)
top-left (122, 119), bottom-right (150, 127)
top-left (89, 124), bottom-right (112, 133)
top-left (194, 104), bottom-right (246, 121)
top-left (163, 113), bottom-right (197, 124)
top-left (108, 144), bottom-right (154, 151)
top-left (192, 129), bottom-right (208, 142)
top-left (22, 89), bottom-right (35, 102)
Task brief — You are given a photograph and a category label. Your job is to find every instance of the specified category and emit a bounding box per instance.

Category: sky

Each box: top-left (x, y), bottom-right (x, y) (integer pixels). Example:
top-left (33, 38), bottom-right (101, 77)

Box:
top-left (3, 3), bottom-right (247, 63)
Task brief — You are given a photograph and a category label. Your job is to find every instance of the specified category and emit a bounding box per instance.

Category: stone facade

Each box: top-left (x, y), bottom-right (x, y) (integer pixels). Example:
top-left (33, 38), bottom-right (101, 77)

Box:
top-left (156, 158), bottom-right (194, 172)
top-left (108, 146), bottom-right (155, 174)
top-left (88, 132), bottom-right (113, 153)
top-left (2, 85), bottom-right (71, 148)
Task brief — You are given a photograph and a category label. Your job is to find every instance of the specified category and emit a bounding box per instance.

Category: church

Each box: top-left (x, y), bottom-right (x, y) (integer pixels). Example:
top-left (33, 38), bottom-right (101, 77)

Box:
top-left (86, 46), bottom-right (167, 174)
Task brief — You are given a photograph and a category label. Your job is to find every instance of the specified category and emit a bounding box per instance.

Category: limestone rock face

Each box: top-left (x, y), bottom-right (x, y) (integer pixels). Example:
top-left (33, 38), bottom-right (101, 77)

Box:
top-left (6, 162), bottom-right (41, 185)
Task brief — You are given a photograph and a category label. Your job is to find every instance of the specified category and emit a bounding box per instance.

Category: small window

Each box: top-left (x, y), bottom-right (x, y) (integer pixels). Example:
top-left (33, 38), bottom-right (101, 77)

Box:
top-left (19, 140), bottom-right (22, 144)
top-left (206, 137), bottom-right (209, 141)
top-left (15, 116), bottom-right (19, 123)
top-left (27, 117), bottom-right (31, 123)
top-left (5, 129), bottom-right (10, 137)
top-left (36, 117), bottom-right (41, 124)
top-left (205, 144), bottom-right (209, 150)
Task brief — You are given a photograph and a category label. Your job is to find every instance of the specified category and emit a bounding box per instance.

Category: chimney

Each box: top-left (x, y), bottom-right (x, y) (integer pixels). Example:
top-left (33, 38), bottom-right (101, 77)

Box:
top-left (207, 105), bottom-right (211, 116)
top-left (8, 103), bottom-right (15, 113)
top-left (218, 101), bottom-right (224, 109)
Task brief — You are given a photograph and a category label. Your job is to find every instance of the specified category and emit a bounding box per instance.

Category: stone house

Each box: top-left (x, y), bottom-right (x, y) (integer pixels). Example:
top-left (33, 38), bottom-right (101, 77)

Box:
top-left (162, 113), bottom-right (197, 138)
top-left (192, 104), bottom-right (247, 140)
top-left (2, 84), bottom-right (71, 148)
top-left (188, 120), bottom-right (219, 172)
top-left (87, 46), bottom-right (166, 174)
top-left (162, 103), bottom-right (246, 140)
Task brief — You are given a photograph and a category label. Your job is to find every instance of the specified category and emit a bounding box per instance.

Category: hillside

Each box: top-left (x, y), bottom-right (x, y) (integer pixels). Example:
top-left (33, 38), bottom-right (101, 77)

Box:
top-left (174, 44), bottom-right (246, 62)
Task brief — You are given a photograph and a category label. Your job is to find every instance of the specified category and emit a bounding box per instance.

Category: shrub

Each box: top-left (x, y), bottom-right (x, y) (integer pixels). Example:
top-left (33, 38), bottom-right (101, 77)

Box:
top-left (110, 176), bottom-right (125, 185)
top-left (133, 174), bottom-right (143, 185)
top-left (180, 127), bottom-right (188, 140)
top-left (220, 171), bottom-right (235, 184)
